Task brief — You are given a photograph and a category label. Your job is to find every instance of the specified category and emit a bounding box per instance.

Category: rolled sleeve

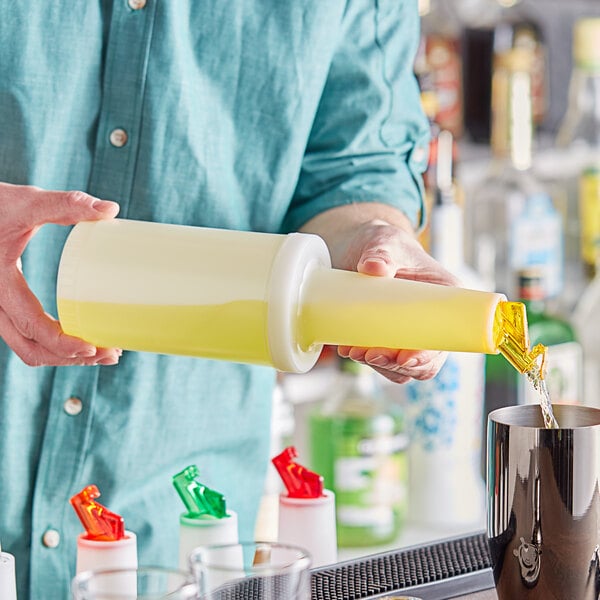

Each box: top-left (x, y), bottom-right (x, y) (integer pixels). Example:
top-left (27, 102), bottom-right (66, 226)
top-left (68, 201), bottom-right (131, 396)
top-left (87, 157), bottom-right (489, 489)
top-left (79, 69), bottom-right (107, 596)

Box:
top-left (282, 0), bottom-right (430, 233)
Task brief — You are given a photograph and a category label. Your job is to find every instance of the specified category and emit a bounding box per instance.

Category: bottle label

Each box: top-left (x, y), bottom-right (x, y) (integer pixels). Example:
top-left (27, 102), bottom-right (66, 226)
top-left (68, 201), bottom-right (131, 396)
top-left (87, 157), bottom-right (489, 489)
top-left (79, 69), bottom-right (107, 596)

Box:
top-left (332, 431), bottom-right (408, 531)
top-left (520, 341), bottom-right (583, 405)
top-left (579, 166), bottom-right (600, 270)
top-left (509, 198), bottom-right (564, 298)
top-left (424, 34), bottom-right (463, 138)
top-left (406, 353), bottom-right (484, 455)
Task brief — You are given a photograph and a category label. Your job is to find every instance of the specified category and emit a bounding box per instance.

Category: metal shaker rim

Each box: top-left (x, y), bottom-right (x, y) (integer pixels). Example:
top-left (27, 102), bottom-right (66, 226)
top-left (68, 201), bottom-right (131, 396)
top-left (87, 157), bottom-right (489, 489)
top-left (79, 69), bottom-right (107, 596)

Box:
top-left (489, 404), bottom-right (600, 428)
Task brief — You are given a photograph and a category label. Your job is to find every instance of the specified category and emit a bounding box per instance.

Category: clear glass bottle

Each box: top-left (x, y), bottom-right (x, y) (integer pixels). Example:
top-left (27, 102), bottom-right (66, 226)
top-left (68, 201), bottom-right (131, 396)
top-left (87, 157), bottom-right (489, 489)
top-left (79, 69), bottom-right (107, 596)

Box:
top-left (555, 17), bottom-right (600, 289)
top-left (308, 358), bottom-right (409, 547)
top-left (485, 268), bottom-right (583, 413)
top-left (418, 0), bottom-right (464, 138)
top-left (572, 271), bottom-right (600, 408)
top-left (460, 0), bottom-right (547, 143)
top-left (465, 47), bottom-right (564, 301)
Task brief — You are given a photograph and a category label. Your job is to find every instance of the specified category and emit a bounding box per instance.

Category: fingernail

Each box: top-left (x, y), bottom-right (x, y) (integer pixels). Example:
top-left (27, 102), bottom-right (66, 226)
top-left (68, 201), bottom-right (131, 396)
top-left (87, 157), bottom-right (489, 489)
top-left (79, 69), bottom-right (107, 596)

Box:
top-left (96, 356), bottom-right (119, 366)
top-left (401, 358), bottom-right (419, 368)
top-left (368, 355), bottom-right (389, 367)
top-left (75, 348), bottom-right (96, 358)
top-left (92, 199), bottom-right (118, 212)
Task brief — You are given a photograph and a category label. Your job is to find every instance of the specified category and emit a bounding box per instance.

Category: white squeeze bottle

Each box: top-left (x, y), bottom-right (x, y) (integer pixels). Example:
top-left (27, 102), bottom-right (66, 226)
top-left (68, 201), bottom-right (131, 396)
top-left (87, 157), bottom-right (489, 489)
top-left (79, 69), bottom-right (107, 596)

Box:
top-left (0, 541), bottom-right (17, 600)
top-left (56, 218), bottom-right (541, 375)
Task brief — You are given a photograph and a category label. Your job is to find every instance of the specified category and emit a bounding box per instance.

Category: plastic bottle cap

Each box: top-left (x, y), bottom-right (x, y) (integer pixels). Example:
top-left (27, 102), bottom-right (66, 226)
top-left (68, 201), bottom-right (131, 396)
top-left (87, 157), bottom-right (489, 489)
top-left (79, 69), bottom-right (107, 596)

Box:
top-left (70, 485), bottom-right (125, 541)
top-left (272, 446), bottom-right (324, 498)
top-left (172, 465), bottom-right (227, 519)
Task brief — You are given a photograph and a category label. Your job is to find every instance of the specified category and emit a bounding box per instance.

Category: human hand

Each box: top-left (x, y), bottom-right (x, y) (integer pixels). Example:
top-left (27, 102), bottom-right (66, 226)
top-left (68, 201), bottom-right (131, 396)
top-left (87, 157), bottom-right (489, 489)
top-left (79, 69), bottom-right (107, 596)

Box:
top-left (0, 182), bottom-right (122, 366)
top-left (334, 220), bottom-right (461, 384)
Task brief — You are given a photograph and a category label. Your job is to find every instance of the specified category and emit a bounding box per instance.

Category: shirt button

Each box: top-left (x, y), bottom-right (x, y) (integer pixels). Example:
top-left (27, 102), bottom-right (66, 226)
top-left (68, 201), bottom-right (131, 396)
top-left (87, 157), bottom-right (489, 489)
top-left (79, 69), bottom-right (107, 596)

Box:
top-left (42, 529), bottom-right (61, 548)
top-left (109, 128), bottom-right (128, 148)
top-left (63, 396), bottom-right (83, 416)
top-left (128, 0), bottom-right (147, 9)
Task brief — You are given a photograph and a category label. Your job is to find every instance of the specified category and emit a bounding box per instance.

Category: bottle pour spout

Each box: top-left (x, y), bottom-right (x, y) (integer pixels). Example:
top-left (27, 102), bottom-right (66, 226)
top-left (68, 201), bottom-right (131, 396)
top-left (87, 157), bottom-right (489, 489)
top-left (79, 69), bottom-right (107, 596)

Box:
top-left (494, 301), bottom-right (547, 375)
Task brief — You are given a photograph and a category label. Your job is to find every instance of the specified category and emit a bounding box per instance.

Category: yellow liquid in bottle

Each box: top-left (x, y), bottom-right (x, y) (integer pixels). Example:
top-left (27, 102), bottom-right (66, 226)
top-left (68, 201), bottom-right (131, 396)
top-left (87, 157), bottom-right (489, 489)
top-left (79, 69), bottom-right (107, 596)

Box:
top-left (58, 298), bottom-right (271, 365)
top-left (297, 269), bottom-right (502, 354)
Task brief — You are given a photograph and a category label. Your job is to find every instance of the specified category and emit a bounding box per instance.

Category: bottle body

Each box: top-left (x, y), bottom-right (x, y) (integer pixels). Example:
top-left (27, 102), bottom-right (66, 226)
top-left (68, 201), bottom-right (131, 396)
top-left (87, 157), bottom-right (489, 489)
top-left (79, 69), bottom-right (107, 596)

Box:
top-left (572, 275), bottom-right (600, 408)
top-left (418, 0), bottom-right (464, 138)
top-left (461, 0), bottom-right (546, 143)
top-left (466, 48), bottom-right (563, 300)
top-left (57, 219), bottom-right (330, 373)
top-left (406, 155), bottom-right (487, 530)
top-left (0, 552), bottom-right (17, 600)
top-left (555, 18), bottom-right (600, 287)
top-left (57, 219), bottom-right (509, 373)
top-left (308, 361), bottom-right (409, 547)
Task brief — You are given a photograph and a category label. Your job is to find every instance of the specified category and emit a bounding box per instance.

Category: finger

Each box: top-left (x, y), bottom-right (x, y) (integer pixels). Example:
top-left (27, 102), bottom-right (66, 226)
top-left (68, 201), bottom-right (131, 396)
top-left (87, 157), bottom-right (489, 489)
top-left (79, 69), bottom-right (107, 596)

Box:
top-left (0, 267), bottom-right (95, 356)
top-left (0, 267), bottom-right (122, 362)
top-left (7, 184), bottom-right (120, 228)
top-left (0, 308), bottom-right (120, 367)
top-left (357, 252), bottom-right (396, 278)
top-left (339, 346), bottom-right (446, 379)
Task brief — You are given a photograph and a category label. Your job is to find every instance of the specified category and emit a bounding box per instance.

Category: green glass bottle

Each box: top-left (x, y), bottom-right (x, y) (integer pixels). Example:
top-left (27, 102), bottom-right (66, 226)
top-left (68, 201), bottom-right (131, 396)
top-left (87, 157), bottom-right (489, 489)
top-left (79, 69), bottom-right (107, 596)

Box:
top-left (485, 268), bottom-right (583, 414)
top-left (308, 358), bottom-right (409, 548)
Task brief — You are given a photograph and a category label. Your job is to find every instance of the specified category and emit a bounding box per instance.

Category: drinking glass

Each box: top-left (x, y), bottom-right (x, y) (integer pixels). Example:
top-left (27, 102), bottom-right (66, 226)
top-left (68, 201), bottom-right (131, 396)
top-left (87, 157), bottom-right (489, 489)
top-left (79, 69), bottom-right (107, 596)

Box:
top-left (190, 541), bottom-right (311, 599)
top-left (71, 565), bottom-right (198, 599)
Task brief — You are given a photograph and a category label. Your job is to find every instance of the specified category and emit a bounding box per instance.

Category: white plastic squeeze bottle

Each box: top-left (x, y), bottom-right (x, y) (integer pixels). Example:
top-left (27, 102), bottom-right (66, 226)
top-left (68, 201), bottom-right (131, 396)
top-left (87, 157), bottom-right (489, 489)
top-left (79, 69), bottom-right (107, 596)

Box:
top-left (70, 485), bottom-right (137, 595)
top-left (0, 541), bottom-right (17, 600)
top-left (56, 218), bottom-right (539, 374)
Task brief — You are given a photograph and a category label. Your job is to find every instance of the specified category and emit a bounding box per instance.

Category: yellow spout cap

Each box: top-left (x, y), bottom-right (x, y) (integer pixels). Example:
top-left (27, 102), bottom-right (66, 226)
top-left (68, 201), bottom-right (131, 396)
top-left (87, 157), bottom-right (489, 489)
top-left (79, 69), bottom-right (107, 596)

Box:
top-left (494, 301), bottom-right (546, 374)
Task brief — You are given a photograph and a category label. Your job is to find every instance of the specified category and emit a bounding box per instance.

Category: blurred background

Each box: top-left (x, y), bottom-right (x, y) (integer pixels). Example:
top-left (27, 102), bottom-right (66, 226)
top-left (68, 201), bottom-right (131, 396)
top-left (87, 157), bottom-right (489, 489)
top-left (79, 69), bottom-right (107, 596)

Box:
top-left (259, 0), bottom-right (600, 564)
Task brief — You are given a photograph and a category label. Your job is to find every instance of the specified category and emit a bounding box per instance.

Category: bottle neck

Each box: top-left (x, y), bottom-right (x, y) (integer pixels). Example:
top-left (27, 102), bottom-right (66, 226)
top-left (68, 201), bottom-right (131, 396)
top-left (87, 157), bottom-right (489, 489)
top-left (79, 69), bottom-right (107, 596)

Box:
top-left (429, 193), bottom-right (465, 271)
top-left (491, 58), bottom-right (533, 169)
top-left (557, 67), bottom-right (600, 147)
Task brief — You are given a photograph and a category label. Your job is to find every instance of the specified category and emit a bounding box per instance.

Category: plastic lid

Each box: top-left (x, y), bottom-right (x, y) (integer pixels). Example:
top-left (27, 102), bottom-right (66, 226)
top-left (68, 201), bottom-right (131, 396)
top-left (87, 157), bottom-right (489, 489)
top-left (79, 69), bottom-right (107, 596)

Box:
top-left (70, 485), bottom-right (125, 541)
top-left (573, 18), bottom-right (600, 69)
top-left (172, 465), bottom-right (227, 519)
top-left (272, 446), bottom-right (324, 498)
top-left (266, 232), bottom-right (331, 373)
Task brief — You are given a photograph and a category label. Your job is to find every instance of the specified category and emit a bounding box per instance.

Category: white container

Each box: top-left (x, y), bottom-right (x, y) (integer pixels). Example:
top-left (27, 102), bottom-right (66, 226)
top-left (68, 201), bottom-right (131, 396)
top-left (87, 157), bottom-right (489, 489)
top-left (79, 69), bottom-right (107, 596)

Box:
top-left (0, 551), bottom-right (17, 600)
top-left (75, 531), bottom-right (138, 595)
top-left (57, 219), bottom-right (510, 374)
top-left (76, 531), bottom-right (137, 574)
top-left (277, 490), bottom-right (337, 567)
top-left (178, 510), bottom-right (239, 571)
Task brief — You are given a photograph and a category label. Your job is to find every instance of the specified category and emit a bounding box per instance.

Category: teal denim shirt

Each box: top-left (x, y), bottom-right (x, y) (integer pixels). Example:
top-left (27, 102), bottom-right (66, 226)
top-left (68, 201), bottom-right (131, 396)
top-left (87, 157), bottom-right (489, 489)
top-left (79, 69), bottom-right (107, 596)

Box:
top-left (0, 1), bottom-right (429, 598)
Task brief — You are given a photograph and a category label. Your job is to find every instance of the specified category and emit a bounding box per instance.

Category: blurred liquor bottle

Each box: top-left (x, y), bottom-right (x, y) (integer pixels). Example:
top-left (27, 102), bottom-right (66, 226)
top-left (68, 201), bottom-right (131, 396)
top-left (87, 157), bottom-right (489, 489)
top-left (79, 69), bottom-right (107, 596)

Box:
top-left (460, 0), bottom-right (546, 143)
top-left (308, 358), bottom-right (409, 548)
top-left (418, 0), bottom-right (464, 139)
top-left (417, 91), bottom-right (463, 253)
top-left (405, 130), bottom-right (487, 531)
top-left (465, 47), bottom-right (563, 301)
top-left (555, 18), bottom-right (600, 307)
top-left (485, 268), bottom-right (583, 414)
top-left (572, 269), bottom-right (600, 408)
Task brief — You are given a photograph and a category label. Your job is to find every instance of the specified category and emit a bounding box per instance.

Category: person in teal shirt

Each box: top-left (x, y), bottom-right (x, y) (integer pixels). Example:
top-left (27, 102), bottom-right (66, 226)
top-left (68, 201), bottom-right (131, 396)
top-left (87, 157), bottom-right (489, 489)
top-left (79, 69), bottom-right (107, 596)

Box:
top-left (0, 2), bottom-right (457, 598)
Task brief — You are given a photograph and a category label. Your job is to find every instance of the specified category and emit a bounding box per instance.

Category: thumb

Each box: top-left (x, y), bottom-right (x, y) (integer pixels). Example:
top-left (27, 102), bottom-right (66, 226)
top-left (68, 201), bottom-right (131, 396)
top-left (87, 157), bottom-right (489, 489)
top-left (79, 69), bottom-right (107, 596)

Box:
top-left (356, 245), bottom-right (397, 278)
